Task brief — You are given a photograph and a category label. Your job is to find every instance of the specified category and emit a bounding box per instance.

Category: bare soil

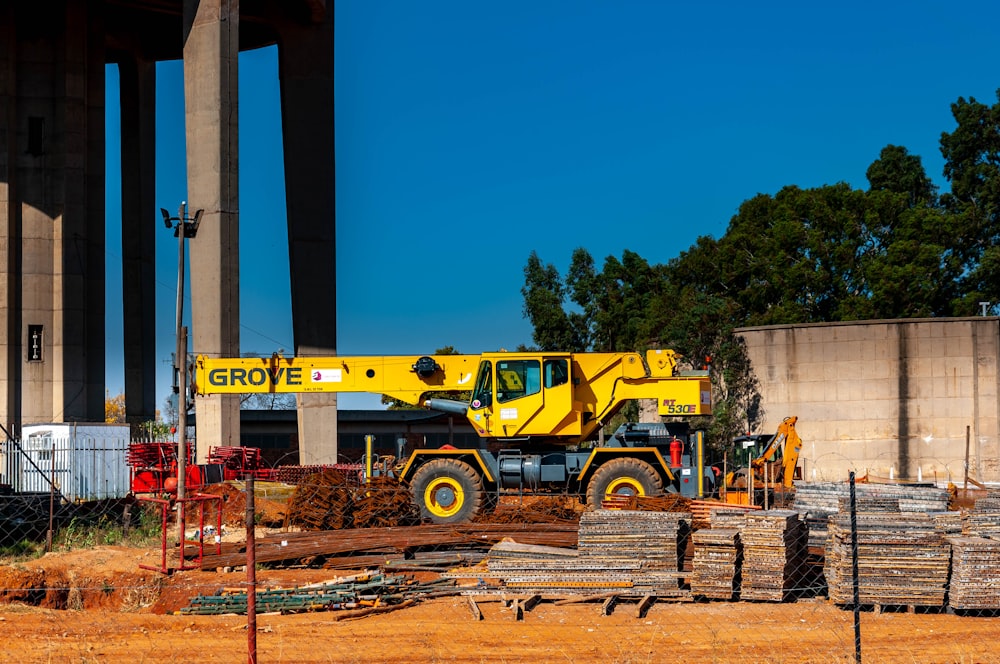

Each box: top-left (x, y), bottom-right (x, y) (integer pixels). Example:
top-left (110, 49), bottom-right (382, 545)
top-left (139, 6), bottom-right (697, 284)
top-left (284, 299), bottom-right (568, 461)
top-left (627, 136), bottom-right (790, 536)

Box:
top-left (1, 545), bottom-right (999, 663)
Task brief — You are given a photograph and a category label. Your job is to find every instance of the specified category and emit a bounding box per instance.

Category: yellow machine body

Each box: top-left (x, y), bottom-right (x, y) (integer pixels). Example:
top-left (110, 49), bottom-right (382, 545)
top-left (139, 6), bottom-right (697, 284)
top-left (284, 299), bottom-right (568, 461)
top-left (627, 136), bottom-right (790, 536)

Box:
top-left (194, 349), bottom-right (711, 447)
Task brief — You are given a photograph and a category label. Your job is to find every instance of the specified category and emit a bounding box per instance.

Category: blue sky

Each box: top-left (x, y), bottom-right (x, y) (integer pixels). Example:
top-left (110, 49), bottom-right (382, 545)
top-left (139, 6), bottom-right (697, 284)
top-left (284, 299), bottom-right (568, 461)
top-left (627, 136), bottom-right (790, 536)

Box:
top-left (104, 1), bottom-right (1000, 414)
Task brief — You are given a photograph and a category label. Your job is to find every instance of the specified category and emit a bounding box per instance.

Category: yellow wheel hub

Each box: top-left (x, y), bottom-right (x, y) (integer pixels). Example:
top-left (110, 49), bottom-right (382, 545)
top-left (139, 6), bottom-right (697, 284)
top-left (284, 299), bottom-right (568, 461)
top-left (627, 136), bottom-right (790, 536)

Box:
top-left (424, 477), bottom-right (465, 518)
top-left (605, 477), bottom-right (645, 497)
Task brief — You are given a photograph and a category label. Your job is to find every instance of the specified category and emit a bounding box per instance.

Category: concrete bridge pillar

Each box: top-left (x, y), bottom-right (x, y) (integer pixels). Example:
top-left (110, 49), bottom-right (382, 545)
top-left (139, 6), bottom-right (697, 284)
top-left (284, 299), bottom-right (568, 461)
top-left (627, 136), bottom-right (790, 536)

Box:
top-left (184, 0), bottom-right (241, 461)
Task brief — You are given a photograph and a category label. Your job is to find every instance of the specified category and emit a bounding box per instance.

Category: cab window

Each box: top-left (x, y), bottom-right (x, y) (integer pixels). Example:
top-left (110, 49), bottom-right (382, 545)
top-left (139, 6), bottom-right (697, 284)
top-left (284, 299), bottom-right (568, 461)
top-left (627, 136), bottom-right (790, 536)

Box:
top-left (544, 359), bottom-right (568, 388)
top-left (470, 360), bottom-right (492, 408)
top-left (496, 360), bottom-right (540, 403)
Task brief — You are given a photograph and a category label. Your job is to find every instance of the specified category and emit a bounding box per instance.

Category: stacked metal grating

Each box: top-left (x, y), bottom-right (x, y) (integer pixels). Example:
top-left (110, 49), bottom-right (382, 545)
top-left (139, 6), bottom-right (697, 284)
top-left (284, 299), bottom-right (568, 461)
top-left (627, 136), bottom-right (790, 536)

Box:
top-left (932, 511), bottom-right (963, 536)
top-left (962, 497), bottom-right (1000, 539)
top-left (793, 482), bottom-right (950, 551)
top-left (689, 508), bottom-right (748, 600)
top-left (946, 536), bottom-right (1000, 610)
top-left (740, 510), bottom-right (807, 602)
top-left (479, 509), bottom-right (692, 596)
top-left (825, 512), bottom-right (950, 607)
top-left (690, 528), bottom-right (742, 599)
top-left (577, 509), bottom-right (689, 571)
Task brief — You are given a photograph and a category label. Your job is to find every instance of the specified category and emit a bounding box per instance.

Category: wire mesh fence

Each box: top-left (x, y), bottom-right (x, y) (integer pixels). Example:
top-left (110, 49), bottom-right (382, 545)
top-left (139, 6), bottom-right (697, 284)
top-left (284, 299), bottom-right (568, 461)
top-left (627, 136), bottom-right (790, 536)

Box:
top-left (1, 439), bottom-right (1000, 662)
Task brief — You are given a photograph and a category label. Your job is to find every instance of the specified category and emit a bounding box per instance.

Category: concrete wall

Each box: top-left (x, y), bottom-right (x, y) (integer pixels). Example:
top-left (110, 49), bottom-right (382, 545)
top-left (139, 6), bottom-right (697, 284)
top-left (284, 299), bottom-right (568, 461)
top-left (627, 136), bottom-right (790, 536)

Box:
top-left (736, 318), bottom-right (1000, 483)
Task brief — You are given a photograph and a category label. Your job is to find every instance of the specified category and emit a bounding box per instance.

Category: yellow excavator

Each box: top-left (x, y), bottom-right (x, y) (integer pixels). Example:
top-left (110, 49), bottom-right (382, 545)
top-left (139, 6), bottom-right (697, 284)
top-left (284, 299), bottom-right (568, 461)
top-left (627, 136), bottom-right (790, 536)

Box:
top-left (722, 416), bottom-right (802, 506)
top-left (193, 349), bottom-right (715, 522)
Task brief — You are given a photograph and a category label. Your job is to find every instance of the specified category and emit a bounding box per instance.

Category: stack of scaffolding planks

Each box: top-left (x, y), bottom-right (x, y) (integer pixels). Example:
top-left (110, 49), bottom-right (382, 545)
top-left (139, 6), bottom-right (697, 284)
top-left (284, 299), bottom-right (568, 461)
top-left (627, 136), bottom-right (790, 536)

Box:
top-left (963, 497), bottom-right (1000, 539)
top-left (825, 511), bottom-right (950, 607)
top-left (691, 528), bottom-right (741, 599)
top-left (793, 482), bottom-right (950, 551)
top-left (473, 509), bottom-right (693, 597)
top-left (689, 508), bottom-right (749, 600)
top-left (946, 536), bottom-right (1000, 610)
top-left (577, 509), bottom-right (689, 570)
top-left (740, 510), bottom-right (807, 601)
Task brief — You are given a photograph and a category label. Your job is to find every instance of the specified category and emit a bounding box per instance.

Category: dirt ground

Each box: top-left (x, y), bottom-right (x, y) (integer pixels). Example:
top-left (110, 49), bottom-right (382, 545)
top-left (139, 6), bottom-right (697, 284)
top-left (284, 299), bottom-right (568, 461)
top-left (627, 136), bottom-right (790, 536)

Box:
top-left (1, 545), bottom-right (1000, 664)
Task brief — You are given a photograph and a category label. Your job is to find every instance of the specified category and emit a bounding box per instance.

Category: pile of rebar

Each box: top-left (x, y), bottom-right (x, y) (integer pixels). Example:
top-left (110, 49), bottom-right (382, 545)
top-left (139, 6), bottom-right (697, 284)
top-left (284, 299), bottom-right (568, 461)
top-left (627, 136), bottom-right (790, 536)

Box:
top-left (825, 511), bottom-right (950, 607)
top-left (284, 469), bottom-right (353, 530)
top-left (198, 522), bottom-right (579, 570)
top-left (740, 510), bottom-right (807, 602)
top-left (479, 497), bottom-right (583, 525)
top-left (352, 477), bottom-right (420, 528)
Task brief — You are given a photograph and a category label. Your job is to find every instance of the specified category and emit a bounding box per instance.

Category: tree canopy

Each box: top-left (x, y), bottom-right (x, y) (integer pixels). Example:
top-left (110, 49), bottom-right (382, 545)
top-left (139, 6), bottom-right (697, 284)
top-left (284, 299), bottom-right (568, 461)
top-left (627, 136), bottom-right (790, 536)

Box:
top-left (520, 89), bottom-right (1000, 447)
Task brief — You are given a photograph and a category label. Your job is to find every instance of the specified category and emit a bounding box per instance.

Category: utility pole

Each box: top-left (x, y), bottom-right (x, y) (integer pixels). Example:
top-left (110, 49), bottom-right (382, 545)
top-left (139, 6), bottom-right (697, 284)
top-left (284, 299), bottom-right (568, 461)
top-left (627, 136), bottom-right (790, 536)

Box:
top-left (161, 203), bottom-right (202, 539)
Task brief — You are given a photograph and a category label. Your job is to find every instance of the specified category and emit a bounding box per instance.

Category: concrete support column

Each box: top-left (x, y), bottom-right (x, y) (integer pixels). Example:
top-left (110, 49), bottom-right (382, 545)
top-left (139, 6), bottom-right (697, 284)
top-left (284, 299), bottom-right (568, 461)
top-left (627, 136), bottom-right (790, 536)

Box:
top-left (184, 0), bottom-right (240, 461)
top-left (3, 2), bottom-right (106, 426)
top-left (82, 2), bottom-right (107, 421)
top-left (118, 54), bottom-right (157, 425)
top-left (0, 3), bottom-right (21, 432)
top-left (278, 10), bottom-right (338, 464)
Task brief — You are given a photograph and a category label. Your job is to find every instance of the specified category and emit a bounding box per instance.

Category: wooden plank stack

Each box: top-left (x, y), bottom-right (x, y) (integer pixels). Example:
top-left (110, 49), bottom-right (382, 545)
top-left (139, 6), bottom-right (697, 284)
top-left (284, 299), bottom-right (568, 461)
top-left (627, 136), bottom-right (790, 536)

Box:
top-left (825, 511), bottom-right (949, 607)
top-left (740, 510), bottom-right (807, 602)
top-left (946, 536), bottom-right (1000, 610)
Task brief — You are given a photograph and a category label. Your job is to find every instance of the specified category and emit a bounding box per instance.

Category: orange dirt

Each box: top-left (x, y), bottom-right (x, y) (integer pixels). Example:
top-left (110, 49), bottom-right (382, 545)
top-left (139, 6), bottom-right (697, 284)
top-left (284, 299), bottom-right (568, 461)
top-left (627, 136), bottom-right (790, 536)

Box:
top-left (1, 545), bottom-right (999, 663)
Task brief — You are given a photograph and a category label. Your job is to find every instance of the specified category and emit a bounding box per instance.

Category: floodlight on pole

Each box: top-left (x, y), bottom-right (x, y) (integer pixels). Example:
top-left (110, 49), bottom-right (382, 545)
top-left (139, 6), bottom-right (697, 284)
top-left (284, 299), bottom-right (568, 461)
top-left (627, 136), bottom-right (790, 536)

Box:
top-left (161, 202), bottom-right (203, 539)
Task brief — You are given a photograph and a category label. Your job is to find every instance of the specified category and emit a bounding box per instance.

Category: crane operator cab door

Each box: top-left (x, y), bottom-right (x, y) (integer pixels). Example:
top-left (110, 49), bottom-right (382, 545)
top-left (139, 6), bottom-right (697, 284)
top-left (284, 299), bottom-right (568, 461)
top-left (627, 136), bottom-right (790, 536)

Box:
top-left (467, 355), bottom-right (578, 439)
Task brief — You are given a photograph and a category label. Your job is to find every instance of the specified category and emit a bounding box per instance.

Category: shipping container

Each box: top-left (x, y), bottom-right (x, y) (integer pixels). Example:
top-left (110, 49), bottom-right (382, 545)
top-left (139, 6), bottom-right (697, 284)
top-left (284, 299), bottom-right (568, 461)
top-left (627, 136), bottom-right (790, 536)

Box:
top-left (3, 423), bottom-right (131, 501)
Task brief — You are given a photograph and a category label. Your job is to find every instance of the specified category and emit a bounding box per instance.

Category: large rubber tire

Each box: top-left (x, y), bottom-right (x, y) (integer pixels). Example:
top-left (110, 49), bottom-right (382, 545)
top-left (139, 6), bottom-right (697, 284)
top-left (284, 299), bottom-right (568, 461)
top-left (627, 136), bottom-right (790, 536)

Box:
top-left (585, 457), bottom-right (663, 509)
top-left (410, 459), bottom-right (485, 524)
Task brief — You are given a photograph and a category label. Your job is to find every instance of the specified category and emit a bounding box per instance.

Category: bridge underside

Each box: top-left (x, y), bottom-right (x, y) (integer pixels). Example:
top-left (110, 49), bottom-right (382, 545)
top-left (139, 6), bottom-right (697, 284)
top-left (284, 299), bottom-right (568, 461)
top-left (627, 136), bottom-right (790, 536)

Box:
top-left (1, 0), bottom-right (339, 462)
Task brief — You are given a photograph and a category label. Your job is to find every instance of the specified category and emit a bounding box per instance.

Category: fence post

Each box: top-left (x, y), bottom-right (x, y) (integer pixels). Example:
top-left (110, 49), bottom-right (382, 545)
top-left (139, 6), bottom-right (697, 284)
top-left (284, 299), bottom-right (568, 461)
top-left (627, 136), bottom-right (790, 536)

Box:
top-left (246, 474), bottom-right (257, 664)
top-left (849, 471), bottom-right (862, 663)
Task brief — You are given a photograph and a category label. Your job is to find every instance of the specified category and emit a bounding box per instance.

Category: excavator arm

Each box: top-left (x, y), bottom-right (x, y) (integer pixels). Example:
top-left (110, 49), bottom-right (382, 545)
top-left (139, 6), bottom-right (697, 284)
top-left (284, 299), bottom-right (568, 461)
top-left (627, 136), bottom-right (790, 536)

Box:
top-left (748, 416), bottom-right (801, 488)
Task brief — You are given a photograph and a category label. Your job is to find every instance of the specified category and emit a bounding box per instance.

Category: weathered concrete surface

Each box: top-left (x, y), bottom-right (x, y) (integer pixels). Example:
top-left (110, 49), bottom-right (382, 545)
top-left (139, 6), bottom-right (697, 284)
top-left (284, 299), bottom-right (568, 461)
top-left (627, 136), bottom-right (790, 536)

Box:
top-left (2, 1), bottom-right (338, 464)
top-left (737, 318), bottom-right (1000, 483)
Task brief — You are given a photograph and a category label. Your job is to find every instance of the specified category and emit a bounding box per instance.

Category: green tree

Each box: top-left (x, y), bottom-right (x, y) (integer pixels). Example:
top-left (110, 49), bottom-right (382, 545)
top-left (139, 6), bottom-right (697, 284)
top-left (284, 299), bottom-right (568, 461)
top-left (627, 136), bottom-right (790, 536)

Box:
top-left (939, 90), bottom-right (1000, 312)
top-left (866, 144), bottom-right (937, 206)
top-left (521, 251), bottom-right (586, 351)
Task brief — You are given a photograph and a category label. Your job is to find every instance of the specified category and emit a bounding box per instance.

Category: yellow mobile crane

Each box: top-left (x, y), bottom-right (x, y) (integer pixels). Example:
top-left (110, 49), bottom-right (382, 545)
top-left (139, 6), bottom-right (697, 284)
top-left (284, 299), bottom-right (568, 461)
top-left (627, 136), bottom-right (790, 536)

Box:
top-left (193, 349), bottom-right (713, 523)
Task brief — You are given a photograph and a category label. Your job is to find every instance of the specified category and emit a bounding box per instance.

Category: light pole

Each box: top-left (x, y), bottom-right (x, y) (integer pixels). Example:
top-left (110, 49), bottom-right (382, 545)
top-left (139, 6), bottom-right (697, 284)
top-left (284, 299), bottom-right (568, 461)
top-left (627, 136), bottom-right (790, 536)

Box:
top-left (161, 202), bottom-right (202, 535)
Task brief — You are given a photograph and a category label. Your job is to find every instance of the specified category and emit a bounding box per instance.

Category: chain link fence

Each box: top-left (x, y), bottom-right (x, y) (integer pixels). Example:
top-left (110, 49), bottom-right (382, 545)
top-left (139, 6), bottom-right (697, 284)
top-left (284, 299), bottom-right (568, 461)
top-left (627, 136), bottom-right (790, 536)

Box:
top-left (1, 438), bottom-right (999, 662)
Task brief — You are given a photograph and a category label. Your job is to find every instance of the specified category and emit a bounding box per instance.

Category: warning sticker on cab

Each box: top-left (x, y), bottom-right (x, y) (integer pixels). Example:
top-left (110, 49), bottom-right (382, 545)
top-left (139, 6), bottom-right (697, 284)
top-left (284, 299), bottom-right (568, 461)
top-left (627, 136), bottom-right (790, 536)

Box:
top-left (311, 369), bottom-right (343, 383)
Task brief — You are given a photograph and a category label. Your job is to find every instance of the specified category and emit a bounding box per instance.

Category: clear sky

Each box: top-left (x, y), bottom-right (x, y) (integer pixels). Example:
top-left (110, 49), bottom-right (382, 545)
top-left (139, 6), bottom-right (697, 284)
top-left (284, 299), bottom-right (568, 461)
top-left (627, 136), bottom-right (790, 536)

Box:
top-left (103, 1), bottom-right (1000, 414)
